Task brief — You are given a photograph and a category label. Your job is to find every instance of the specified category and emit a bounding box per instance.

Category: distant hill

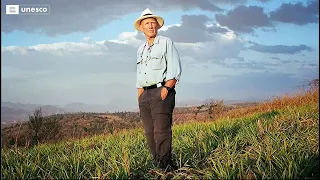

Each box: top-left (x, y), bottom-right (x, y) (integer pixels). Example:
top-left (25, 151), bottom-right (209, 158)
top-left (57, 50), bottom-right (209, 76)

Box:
top-left (1, 102), bottom-right (67, 128)
top-left (1, 101), bottom-right (122, 127)
top-left (1, 96), bottom-right (264, 128)
top-left (63, 102), bottom-right (118, 113)
top-left (1, 106), bottom-right (30, 122)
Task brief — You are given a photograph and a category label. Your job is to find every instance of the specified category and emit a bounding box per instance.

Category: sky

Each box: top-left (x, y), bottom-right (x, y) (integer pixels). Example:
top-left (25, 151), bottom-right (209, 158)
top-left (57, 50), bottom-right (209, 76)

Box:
top-left (1, 0), bottom-right (319, 112)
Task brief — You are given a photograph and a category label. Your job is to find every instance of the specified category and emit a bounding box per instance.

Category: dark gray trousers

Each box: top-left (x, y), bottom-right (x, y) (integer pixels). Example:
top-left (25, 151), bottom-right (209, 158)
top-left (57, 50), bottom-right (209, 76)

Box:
top-left (138, 87), bottom-right (176, 168)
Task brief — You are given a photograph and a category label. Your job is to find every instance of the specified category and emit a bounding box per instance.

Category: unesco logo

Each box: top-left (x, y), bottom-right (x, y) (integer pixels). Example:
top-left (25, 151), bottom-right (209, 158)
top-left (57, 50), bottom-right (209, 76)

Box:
top-left (6, 5), bottom-right (19, 14)
top-left (6, 4), bottom-right (50, 15)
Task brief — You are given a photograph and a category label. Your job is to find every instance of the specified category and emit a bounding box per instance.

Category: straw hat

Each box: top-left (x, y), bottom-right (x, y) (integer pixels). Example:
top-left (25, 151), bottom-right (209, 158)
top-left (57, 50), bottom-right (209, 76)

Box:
top-left (134, 8), bottom-right (164, 31)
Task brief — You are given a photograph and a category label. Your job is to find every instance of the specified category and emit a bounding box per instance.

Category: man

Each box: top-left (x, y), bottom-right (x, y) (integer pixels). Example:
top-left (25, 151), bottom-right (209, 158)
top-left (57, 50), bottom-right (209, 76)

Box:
top-left (134, 8), bottom-right (182, 170)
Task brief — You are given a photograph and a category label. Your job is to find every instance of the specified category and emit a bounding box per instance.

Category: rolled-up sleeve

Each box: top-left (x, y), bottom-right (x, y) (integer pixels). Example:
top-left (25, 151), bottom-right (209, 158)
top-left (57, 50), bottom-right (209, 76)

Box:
top-left (165, 39), bottom-right (182, 83)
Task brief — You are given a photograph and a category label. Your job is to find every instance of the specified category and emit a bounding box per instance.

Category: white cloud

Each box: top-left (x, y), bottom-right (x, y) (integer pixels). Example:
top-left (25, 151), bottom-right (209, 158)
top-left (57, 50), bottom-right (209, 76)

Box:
top-left (82, 37), bottom-right (91, 41)
top-left (2, 46), bottom-right (30, 55)
top-left (112, 31), bottom-right (144, 47)
top-left (159, 24), bottom-right (181, 31)
top-left (174, 34), bottom-right (244, 63)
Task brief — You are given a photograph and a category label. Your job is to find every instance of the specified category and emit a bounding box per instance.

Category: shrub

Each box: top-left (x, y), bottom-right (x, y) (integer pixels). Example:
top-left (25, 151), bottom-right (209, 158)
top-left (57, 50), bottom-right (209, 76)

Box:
top-left (27, 107), bottom-right (61, 146)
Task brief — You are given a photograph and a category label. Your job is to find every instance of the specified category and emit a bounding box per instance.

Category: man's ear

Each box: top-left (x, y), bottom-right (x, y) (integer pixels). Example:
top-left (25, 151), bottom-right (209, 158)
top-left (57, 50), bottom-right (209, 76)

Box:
top-left (139, 23), bottom-right (143, 31)
top-left (156, 21), bottom-right (160, 30)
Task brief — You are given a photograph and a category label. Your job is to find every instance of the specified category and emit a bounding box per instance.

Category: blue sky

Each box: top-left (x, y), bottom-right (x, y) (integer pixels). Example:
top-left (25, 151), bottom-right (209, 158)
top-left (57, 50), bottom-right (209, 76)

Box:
top-left (1, 0), bottom-right (319, 112)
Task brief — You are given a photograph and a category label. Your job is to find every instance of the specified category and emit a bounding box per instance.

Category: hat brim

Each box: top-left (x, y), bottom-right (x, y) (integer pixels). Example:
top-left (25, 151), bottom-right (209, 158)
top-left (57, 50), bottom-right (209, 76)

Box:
top-left (134, 15), bottom-right (164, 31)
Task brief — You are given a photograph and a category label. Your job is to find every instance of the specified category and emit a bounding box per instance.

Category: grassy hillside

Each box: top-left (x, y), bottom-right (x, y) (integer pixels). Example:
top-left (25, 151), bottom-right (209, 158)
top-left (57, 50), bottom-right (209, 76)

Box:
top-left (1, 111), bottom-right (143, 148)
top-left (1, 86), bottom-right (319, 179)
top-left (1, 101), bottom-right (253, 148)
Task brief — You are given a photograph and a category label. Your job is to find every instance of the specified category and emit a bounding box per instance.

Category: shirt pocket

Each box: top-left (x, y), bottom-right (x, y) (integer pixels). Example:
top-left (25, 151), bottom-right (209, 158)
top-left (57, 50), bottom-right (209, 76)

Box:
top-left (149, 51), bottom-right (165, 70)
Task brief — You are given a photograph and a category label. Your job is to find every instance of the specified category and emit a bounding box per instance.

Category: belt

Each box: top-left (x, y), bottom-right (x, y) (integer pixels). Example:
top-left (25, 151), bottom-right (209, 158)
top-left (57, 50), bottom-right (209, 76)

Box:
top-left (143, 82), bottom-right (165, 90)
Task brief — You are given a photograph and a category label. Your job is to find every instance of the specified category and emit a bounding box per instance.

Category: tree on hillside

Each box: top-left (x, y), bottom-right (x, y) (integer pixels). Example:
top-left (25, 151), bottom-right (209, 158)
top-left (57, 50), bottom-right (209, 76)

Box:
top-left (300, 78), bottom-right (319, 91)
top-left (28, 108), bottom-right (44, 145)
top-left (27, 107), bottom-right (61, 146)
top-left (308, 78), bottom-right (319, 89)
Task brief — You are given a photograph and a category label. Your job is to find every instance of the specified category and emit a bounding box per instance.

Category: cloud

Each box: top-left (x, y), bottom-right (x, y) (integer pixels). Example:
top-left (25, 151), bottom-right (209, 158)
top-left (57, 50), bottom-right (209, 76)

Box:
top-left (248, 42), bottom-right (314, 54)
top-left (206, 24), bottom-right (230, 34)
top-left (270, 57), bottom-right (281, 60)
top-left (158, 14), bottom-right (233, 43)
top-left (126, 13), bottom-right (244, 62)
top-left (1, 0), bottom-right (280, 36)
top-left (257, 0), bottom-right (271, 2)
top-left (172, 35), bottom-right (244, 63)
top-left (1, 40), bottom-right (138, 76)
top-left (176, 71), bottom-right (313, 102)
top-left (1, 37), bottom-right (141, 108)
top-left (215, 5), bottom-right (273, 34)
top-left (160, 15), bottom-right (217, 43)
top-left (269, 1), bottom-right (319, 25)
top-left (1, 0), bottom-right (225, 36)
top-left (218, 59), bottom-right (276, 70)
top-left (2, 22), bottom-right (247, 80)
top-left (158, 0), bottom-right (222, 11)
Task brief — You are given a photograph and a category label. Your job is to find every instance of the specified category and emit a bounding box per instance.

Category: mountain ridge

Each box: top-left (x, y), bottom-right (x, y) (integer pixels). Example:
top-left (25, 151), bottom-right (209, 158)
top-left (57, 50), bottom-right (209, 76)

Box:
top-left (1, 96), bottom-right (263, 124)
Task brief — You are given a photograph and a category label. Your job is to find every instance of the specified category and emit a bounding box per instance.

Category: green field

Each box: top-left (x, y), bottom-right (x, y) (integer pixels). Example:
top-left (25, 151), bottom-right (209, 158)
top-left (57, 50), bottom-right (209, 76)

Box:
top-left (2, 101), bottom-right (318, 179)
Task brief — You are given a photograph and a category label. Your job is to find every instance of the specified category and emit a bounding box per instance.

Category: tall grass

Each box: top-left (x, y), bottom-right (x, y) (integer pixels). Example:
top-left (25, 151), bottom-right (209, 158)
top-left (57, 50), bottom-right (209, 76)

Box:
top-left (1, 88), bottom-right (319, 179)
top-left (220, 86), bottom-right (319, 120)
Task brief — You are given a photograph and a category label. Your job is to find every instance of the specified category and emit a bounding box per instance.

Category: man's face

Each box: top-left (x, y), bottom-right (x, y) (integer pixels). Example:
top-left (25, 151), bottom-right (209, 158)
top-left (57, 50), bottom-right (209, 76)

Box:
top-left (140, 18), bottom-right (159, 38)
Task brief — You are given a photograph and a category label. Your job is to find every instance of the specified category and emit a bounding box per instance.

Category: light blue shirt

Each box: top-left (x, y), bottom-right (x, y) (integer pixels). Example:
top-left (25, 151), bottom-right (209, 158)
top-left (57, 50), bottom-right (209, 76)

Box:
top-left (136, 35), bottom-right (182, 88)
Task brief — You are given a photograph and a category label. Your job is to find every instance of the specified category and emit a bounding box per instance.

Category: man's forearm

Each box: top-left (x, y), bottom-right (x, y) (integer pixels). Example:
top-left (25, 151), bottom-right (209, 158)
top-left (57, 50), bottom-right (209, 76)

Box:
top-left (164, 79), bottom-right (177, 89)
top-left (138, 79), bottom-right (176, 99)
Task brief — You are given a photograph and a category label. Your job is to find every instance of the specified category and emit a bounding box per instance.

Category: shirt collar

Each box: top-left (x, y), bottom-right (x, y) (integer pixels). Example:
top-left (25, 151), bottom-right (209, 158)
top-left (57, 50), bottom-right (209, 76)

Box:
top-left (144, 35), bottom-right (160, 47)
top-left (153, 35), bottom-right (160, 44)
